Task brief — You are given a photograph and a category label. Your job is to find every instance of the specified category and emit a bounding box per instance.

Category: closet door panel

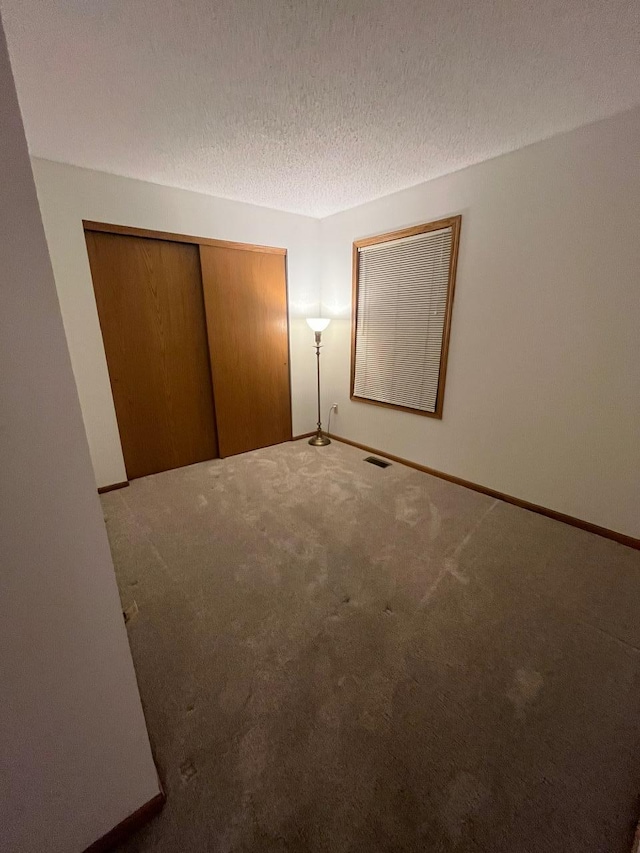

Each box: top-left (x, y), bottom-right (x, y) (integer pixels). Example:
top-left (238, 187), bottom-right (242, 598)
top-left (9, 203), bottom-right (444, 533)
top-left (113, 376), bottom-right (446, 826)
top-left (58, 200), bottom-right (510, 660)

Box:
top-left (85, 231), bottom-right (218, 478)
top-left (199, 246), bottom-right (292, 457)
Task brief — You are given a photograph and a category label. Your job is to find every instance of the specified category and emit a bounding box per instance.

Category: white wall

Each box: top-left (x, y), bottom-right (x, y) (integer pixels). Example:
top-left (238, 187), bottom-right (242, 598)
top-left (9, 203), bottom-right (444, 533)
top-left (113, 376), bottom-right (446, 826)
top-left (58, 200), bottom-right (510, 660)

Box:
top-left (32, 108), bottom-right (640, 538)
top-left (320, 108), bottom-right (640, 540)
top-left (32, 159), bottom-right (321, 488)
top-left (0, 16), bottom-right (160, 853)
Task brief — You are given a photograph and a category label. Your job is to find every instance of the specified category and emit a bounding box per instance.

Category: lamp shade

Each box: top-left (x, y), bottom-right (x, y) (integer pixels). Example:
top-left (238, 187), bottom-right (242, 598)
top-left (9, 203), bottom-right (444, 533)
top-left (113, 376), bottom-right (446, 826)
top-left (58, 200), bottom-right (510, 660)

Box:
top-left (306, 317), bottom-right (331, 332)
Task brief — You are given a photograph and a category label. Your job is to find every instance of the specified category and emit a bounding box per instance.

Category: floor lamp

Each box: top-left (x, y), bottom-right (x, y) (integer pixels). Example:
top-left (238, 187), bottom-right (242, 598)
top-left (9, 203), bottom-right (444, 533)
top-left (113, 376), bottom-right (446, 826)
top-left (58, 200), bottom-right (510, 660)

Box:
top-left (306, 317), bottom-right (331, 446)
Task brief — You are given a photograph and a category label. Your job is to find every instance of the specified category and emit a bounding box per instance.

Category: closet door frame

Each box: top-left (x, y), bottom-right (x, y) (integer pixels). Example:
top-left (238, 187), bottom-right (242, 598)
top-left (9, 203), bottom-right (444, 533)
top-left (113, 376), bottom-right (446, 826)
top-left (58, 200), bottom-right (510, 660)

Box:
top-left (83, 220), bottom-right (287, 257)
top-left (82, 220), bottom-right (293, 459)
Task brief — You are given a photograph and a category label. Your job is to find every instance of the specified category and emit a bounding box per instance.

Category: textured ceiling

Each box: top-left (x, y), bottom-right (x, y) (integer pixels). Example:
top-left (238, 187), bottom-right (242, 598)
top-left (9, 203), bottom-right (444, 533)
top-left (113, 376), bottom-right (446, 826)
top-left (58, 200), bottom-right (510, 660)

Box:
top-left (2, 0), bottom-right (640, 217)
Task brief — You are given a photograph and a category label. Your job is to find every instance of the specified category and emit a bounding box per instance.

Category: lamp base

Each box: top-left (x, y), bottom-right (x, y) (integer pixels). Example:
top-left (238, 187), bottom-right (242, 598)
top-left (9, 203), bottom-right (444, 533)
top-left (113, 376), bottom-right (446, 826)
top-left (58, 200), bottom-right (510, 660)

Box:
top-left (309, 432), bottom-right (331, 447)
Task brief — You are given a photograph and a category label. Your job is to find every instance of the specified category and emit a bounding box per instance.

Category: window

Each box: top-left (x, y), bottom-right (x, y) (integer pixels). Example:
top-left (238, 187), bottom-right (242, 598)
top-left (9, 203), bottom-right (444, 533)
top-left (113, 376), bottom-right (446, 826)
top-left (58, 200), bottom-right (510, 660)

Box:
top-left (351, 216), bottom-right (461, 419)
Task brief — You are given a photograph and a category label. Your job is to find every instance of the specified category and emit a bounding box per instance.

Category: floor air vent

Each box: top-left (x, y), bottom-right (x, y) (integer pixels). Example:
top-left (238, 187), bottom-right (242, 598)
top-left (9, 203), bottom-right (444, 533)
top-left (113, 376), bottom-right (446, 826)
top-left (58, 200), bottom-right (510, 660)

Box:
top-left (364, 456), bottom-right (391, 469)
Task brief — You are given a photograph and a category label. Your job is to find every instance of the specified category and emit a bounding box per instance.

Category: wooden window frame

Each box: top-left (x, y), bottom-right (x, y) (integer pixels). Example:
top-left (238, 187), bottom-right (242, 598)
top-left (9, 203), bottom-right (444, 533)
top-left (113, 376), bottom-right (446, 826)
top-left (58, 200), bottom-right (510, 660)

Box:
top-left (350, 215), bottom-right (462, 419)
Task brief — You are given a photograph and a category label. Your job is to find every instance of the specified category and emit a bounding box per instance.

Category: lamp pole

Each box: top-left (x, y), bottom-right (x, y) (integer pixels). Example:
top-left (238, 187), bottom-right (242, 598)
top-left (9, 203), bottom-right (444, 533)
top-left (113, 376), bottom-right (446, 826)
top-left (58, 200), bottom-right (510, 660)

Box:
top-left (306, 318), bottom-right (331, 446)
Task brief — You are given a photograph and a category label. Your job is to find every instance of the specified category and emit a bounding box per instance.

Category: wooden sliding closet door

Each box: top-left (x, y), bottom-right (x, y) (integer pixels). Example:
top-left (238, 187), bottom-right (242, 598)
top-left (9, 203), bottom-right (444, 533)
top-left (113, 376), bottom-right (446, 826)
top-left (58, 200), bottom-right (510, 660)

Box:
top-left (199, 246), bottom-right (292, 457)
top-left (85, 231), bottom-right (218, 479)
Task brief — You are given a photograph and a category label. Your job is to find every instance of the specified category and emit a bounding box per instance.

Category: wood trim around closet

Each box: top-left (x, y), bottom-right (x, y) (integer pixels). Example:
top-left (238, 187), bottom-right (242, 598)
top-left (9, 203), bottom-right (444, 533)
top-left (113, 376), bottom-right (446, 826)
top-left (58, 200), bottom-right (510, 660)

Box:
top-left (82, 221), bottom-right (287, 255)
top-left (97, 481), bottom-right (129, 495)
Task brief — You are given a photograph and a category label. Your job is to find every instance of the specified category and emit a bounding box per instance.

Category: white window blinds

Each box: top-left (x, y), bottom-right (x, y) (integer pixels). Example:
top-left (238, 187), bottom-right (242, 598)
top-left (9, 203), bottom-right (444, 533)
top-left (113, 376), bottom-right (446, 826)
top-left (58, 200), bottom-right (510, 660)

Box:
top-left (353, 223), bottom-right (457, 415)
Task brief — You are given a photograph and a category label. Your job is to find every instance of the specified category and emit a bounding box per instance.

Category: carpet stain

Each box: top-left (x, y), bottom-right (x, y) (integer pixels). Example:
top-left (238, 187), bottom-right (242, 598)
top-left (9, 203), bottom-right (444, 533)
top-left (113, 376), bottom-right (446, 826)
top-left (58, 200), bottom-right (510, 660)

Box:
top-left (219, 679), bottom-right (254, 715)
top-left (440, 772), bottom-right (491, 844)
top-left (452, 499), bottom-right (500, 560)
top-left (179, 760), bottom-right (197, 784)
top-left (428, 498), bottom-right (442, 540)
top-left (419, 500), bottom-right (499, 608)
top-left (507, 668), bottom-right (544, 712)
top-left (238, 724), bottom-right (270, 786)
top-left (444, 556), bottom-right (470, 585)
top-left (394, 486), bottom-right (423, 526)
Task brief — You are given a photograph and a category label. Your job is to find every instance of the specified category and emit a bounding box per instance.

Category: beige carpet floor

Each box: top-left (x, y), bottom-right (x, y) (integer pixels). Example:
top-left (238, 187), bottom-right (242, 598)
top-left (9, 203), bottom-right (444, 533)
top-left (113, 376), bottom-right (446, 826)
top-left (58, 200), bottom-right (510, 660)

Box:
top-left (102, 439), bottom-right (640, 853)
